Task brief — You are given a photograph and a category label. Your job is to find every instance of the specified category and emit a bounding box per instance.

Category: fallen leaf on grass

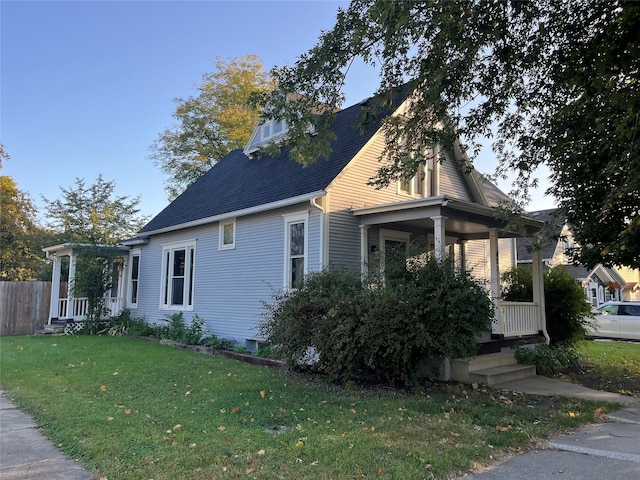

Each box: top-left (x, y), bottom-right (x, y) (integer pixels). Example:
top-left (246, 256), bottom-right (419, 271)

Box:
top-left (231, 406), bottom-right (239, 413)
top-left (260, 390), bottom-right (267, 399)
top-left (217, 426), bottom-right (226, 432)
top-left (100, 385), bottom-right (107, 392)
top-left (257, 449), bottom-right (265, 456)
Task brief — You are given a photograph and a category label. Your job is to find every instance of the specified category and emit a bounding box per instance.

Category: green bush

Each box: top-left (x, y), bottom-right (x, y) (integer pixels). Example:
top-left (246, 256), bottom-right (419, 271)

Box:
top-left (202, 335), bottom-right (235, 351)
top-left (160, 312), bottom-right (206, 345)
top-left (102, 309), bottom-right (151, 337)
top-left (502, 265), bottom-right (593, 345)
top-left (260, 259), bottom-right (493, 386)
top-left (515, 343), bottom-right (583, 376)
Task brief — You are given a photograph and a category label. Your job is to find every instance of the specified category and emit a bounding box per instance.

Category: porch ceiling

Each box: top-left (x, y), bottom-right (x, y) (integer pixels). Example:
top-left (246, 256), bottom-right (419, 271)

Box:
top-left (352, 196), bottom-right (544, 240)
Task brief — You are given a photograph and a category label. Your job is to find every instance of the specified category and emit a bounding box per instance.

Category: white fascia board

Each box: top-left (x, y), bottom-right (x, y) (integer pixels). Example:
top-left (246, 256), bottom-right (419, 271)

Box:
top-left (141, 191), bottom-right (327, 236)
top-left (352, 196), bottom-right (448, 216)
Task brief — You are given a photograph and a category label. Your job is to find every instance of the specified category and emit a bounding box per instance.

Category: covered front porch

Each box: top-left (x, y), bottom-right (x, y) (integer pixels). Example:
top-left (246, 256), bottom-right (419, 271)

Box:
top-left (353, 195), bottom-right (549, 343)
top-left (43, 243), bottom-right (130, 325)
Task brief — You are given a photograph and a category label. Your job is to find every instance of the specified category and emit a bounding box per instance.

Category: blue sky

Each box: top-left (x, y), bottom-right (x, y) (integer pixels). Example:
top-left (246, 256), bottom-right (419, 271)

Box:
top-left (1, 0), bottom-right (555, 225)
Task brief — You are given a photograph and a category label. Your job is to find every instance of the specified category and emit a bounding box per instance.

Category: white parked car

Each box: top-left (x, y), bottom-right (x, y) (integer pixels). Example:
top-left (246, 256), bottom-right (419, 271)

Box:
top-left (588, 301), bottom-right (640, 341)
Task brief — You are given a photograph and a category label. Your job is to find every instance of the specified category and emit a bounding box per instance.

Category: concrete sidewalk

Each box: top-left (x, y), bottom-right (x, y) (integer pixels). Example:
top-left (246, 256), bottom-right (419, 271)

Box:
top-left (0, 393), bottom-right (91, 480)
top-left (469, 377), bottom-right (640, 479)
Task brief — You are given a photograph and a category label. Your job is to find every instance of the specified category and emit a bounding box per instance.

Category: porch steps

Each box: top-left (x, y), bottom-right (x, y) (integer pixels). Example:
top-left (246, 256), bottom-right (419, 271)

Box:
top-left (451, 352), bottom-right (536, 386)
top-left (34, 320), bottom-right (66, 335)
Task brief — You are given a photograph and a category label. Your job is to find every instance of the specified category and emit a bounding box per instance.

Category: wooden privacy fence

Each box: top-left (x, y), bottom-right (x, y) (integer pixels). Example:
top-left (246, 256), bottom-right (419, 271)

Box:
top-left (0, 282), bottom-right (52, 335)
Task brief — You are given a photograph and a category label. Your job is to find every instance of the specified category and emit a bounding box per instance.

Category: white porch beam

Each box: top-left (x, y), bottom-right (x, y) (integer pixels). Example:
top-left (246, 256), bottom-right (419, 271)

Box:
top-left (49, 254), bottom-right (62, 323)
top-left (360, 225), bottom-right (370, 281)
top-left (432, 215), bottom-right (448, 262)
top-left (489, 228), bottom-right (501, 335)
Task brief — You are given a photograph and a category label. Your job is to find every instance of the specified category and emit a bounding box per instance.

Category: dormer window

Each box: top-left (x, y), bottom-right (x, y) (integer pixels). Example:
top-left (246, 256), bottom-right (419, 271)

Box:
top-left (244, 118), bottom-right (289, 155)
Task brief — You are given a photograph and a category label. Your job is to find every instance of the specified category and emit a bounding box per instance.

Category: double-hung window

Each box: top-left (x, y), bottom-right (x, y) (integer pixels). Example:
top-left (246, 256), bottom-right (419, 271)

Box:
top-left (128, 249), bottom-right (140, 308)
top-left (283, 211), bottom-right (308, 289)
top-left (161, 240), bottom-right (196, 310)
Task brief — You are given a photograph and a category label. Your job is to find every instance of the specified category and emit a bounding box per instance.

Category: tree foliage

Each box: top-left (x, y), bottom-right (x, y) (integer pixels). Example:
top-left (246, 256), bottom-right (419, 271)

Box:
top-left (0, 144), bottom-right (55, 280)
top-left (260, 0), bottom-right (640, 269)
top-left (43, 174), bottom-right (147, 245)
top-left (150, 55), bottom-right (272, 199)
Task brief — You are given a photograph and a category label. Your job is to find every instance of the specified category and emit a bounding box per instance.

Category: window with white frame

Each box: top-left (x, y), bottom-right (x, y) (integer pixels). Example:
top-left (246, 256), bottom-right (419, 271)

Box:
top-left (283, 211), bottom-right (308, 289)
top-left (161, 240), bottom-right (196, 310)
top-left (128, 249), bottom-right (140, 308)
top-left (219, 219), bottom-right (236, 250)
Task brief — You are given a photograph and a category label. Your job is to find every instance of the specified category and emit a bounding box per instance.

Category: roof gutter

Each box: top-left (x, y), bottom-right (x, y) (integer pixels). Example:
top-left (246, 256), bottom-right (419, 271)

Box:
top-left (140, 190), bottom-right (327, 237)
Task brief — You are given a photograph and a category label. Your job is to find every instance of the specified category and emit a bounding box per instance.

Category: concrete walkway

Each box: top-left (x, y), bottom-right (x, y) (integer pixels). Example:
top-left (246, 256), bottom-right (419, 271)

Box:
top-left (0, 393), bottom-right (91, 480)
top-left (1, 376), bottom-right (639, 479)
top-left (469, 376), bottom-right (640, 479)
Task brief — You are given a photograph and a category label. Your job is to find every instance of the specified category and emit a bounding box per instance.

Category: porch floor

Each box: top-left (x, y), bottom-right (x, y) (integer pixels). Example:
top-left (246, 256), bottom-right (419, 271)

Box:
top-left (476, 331), bottom-right (542, 355)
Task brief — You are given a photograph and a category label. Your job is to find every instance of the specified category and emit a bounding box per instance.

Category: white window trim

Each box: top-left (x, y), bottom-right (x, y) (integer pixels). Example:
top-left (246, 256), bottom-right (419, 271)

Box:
top-left (219, 218), bottom-right (236, 250)
top-left (127, 249), bottom-right (141, 309)
top-left (283, 211), bottom-right (309, 290)
top-left (159, 239), bottom-right (196, 311)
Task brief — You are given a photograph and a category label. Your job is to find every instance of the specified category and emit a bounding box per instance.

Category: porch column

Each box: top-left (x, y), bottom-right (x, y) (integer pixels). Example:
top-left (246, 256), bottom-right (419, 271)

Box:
top-left (65, 253), bottom-right (77, 319)
top-left (457, 239), bottom-right (467, 271)
top-left (360, 225), bottom-right (370, 281)
top-left (488, 228), bottom-right (501, 335)
top-left (49, 254), bottom-right (62, 323)
top-left (532, 247), bottom-right (549, 344)
top-left (432, 215), bottom-right (448, 262)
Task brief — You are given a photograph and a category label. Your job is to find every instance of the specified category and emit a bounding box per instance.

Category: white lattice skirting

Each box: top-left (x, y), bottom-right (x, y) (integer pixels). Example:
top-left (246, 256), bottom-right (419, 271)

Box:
top-left (64, 322), bottom-right (85, 335)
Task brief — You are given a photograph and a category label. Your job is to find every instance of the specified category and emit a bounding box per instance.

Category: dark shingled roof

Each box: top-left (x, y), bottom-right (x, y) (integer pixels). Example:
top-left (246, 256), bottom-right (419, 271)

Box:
top-left (140, 95), bottom-right (396, 234)
top-left (517, 209), bottom-right (564, 262)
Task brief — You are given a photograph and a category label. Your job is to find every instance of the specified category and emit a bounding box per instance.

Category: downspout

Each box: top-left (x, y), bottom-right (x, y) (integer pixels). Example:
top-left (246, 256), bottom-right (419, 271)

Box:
top-left (310, 195), bottom-right (326, 270)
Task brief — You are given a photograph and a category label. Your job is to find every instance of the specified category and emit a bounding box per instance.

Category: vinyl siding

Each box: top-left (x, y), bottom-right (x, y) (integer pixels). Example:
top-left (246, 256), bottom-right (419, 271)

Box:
top-left (439, 151), bottom-right (474, 201)
top-left (326, 133), bottom-right (408, 268)
top-left (465, 238), bottom-right (516, 285)
top-left (132, 204), bottom-right (321, 344)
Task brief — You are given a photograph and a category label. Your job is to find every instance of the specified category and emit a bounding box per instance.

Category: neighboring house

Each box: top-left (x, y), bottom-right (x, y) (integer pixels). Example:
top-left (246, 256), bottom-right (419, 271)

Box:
top-left (516, 209), bottom-right (637, 306)
top-left (46, 88), bottom-right (548, 352)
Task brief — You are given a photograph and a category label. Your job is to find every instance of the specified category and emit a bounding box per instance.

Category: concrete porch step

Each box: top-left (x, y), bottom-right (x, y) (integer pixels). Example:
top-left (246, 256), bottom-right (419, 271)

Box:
top-left (469, 364), bottom-right (537, 386)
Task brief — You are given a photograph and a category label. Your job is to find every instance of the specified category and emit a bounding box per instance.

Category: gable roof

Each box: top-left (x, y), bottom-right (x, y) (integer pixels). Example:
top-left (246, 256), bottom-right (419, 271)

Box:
top-left (517, 209), bottom-right (564, 262)
top-left (139, 95), bottom-right (397, 235)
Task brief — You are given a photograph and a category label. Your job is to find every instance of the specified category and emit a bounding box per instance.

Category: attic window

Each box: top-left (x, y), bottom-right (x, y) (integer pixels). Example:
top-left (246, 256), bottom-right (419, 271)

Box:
top-left (245, 118), bottom-right (288, 155)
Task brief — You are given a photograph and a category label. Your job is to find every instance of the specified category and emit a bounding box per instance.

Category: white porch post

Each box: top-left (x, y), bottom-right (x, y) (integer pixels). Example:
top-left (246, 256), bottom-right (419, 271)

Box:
top-left (489, 228), bottom-right (502, 335)
top-left (49, 254), bottom-right (62, 323)
top-left (432, 215), bottom-right (448, 262)
top-left (360, 225), bottom-right (370, 281)
top-left (458, 239), bottom-right (467, 271)
top-left (65, 253), bottom-right (77, 319)
top-left (532, 247), bottom-right (550, 344)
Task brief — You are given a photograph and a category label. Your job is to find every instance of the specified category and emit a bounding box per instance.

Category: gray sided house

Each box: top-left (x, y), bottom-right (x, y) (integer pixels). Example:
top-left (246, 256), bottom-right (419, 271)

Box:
top-left (46, 89), bottom-right (549, 354)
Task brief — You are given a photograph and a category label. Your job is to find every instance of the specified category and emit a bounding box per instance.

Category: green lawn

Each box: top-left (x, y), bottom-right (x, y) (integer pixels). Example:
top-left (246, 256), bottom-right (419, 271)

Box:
top-left (0, 336), bottom-right (615, 479)
top-left (558, 340), bottom-right (640, 397)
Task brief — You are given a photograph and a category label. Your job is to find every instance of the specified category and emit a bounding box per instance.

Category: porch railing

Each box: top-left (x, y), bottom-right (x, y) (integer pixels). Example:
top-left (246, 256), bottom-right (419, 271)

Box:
top-left (57, 297), bottom-right (124, 322)
top-left (499, 301), bottom-right (541, 337)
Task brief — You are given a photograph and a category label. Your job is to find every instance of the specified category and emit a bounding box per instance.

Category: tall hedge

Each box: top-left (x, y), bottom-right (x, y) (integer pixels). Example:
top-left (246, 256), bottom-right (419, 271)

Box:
top-left (261, 258), bottom-right (493, 386)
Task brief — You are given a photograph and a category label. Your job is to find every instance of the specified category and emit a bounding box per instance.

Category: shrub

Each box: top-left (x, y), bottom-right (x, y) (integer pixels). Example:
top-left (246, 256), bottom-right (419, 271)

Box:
top-left (515, 343), bottom-right (583, 376)
top-left (260, 259), bottom-right (493, 386)
top-left (202, 335), bottom-right (235, 351)
top-left (502, 265), bottom-right (593, 345)
top-left (102, 309), bottom-right (151, 337)
top-left (160, 312), bottom-right (206, 345)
